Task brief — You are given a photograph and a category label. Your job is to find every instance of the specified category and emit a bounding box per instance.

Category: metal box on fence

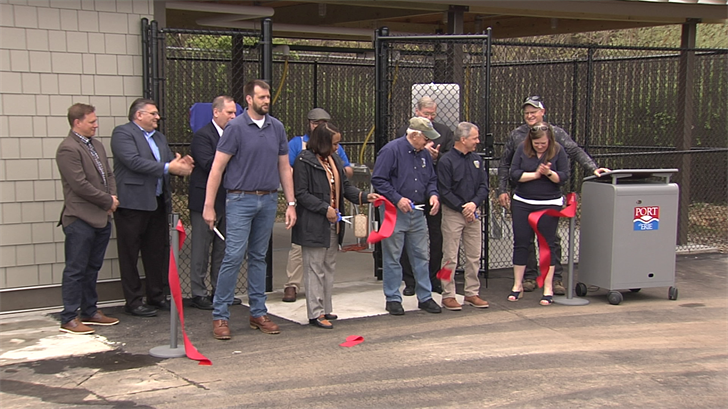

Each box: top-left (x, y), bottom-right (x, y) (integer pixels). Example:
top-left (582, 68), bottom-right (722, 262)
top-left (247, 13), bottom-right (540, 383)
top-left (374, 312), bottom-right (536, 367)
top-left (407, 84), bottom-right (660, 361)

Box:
top-left (577, 169), bottom-right (679, 305)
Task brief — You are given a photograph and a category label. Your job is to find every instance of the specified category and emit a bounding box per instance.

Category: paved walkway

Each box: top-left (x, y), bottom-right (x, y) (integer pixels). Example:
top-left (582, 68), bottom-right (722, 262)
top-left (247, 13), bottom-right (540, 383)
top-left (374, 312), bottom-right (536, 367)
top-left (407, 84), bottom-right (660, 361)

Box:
top-left (1, 226), bottom-right (726, 408)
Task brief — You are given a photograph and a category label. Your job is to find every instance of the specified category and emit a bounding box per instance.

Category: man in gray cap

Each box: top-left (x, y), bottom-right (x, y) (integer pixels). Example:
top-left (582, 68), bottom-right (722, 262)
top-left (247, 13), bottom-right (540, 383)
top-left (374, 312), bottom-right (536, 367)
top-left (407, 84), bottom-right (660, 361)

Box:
top-left (371, 117), bottom-right (442, 316)
top-left (282, 108), bottom-right (353, 302)
top-left (497, 95), bottom-right (609, 295)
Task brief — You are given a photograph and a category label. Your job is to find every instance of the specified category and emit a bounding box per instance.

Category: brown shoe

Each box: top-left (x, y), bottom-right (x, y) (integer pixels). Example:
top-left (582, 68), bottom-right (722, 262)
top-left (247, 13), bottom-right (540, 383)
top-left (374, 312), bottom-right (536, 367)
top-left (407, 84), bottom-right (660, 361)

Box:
top-left (282, 287), bottom-right (297, 302)
top-left (80, 310), bottom-right (119, 326)
top-left (249, 315), bottom-right (280, 334)
top-left (522, 279), bottom-right (537, 292)
top-left (213, 319), bottom-right (231, 340)
top-left (60, 318), bottom-right (95, 335)
top-left (441, 297), bottom-right (462, 311)
top-left (464, 295), bottom-right (490, 308)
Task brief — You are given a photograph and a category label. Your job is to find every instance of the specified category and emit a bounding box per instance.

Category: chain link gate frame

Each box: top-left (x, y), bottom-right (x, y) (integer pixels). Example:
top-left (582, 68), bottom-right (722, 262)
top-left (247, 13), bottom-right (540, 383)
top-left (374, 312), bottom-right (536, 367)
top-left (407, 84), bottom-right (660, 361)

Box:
top-left (142, 19), bottom-right (262, 298)
top-left (373, 29), bottom-right (494, 285)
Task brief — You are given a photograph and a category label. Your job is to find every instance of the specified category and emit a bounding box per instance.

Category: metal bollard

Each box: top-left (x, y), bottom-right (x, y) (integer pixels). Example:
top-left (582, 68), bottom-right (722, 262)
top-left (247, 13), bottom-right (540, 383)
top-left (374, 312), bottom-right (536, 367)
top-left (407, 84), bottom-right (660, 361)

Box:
top-left (554, 207), bottom-right (589, 306)
top-left (149, 213), bottom-right (186, 358)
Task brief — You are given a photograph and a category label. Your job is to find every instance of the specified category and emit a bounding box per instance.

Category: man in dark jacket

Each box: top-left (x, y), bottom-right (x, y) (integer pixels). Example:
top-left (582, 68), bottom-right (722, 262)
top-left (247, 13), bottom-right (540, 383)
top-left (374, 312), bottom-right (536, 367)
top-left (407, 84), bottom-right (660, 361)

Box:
top-left (187, 96), bottom-right (241, 309)
top-left (497, 96), bottom-right (609, 294)
top-left (111, 99), bottom-right (194, 317)
top-left (395, 97), bottom-right (454, 295)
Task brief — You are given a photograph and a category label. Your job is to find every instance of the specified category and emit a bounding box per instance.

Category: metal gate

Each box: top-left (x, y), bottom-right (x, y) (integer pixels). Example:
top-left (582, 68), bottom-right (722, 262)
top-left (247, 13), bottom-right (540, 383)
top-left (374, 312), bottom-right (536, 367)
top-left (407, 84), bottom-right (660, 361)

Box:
top-left (373, 29), bottom-right (494, 281)
top-left (141, 19), bottom-right (261, 297)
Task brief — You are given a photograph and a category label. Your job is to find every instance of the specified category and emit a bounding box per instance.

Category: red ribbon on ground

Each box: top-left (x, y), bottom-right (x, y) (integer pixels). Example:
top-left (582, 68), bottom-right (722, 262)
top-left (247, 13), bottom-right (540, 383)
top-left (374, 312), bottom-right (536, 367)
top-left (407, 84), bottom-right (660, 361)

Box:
top-left (367, 197), bottom-right (397, 244)
top-left (169, 220), bottom-right (212, 366)
top-left (527, 193), bottom-right (577, 288)
top-left (340, 335), bottom-right (365, 347)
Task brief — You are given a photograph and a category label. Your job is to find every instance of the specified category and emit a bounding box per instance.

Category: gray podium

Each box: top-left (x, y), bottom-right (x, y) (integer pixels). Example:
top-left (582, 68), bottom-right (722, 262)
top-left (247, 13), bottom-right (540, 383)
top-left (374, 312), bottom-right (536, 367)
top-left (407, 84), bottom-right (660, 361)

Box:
top-left (576, 169), bottom-right (680, 305)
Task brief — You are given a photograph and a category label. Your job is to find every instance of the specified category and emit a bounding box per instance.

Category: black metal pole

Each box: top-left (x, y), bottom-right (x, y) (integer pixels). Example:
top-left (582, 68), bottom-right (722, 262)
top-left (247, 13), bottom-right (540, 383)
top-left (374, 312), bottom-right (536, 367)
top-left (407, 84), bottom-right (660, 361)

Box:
top-left (260, 17), bottom-right (274, 292)
top-left (141, 18), bottom-right (150, 99)
top-left (373, 27), bottom-right (389, 280)
top-left (313, 61), bottom-right (318, 108)
top-left (150, 20), bottom-right (159, 104)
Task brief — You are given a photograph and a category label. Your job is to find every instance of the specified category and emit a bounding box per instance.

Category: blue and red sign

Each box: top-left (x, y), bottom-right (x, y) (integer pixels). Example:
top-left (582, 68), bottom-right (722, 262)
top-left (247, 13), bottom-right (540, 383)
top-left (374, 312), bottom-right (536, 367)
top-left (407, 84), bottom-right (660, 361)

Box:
top-left (634, 206), bottom-right (660, 231)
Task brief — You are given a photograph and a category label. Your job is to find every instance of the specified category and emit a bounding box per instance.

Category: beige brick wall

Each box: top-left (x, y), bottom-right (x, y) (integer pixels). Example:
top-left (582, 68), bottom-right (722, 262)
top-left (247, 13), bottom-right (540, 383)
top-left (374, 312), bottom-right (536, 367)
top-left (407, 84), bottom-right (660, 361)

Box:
top-left (0, 0), bottom-right (153, 289)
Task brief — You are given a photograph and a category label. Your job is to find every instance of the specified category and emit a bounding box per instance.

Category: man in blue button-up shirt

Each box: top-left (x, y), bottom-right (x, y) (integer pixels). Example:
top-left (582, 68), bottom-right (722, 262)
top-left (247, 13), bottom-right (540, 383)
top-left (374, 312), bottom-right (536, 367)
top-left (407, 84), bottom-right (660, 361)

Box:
top-left (371, 117), bottom-right (442, 316)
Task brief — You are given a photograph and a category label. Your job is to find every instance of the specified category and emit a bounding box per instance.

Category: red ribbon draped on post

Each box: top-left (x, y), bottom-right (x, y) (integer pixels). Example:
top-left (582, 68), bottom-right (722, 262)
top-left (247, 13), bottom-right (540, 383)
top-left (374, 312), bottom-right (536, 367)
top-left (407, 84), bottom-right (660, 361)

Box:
top-left (169, 220), bottom-right (212, 366)
top-left (367, 197), bottom-right (398, 244)
top-left (527, 193), bottom-right (577, 288)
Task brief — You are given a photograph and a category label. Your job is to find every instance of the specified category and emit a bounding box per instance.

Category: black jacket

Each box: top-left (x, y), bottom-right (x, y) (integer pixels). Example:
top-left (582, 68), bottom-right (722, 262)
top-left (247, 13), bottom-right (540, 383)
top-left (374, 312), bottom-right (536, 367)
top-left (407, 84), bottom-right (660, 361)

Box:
top-left (292, 150), bottom-right (364, 248)
top-left (188, 121), bottom-right (225, 214)
top-left (497, 123), bottom-right (598, 196)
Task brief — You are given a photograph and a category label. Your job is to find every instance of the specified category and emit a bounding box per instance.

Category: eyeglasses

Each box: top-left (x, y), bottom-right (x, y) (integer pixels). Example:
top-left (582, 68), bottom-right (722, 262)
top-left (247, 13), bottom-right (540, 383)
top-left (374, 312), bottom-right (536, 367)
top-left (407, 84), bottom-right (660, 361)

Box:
top-left (530, 125), bottom-right (550, 133)
top-left (523, 95), bottom-right (542, 103)
top-left (141, 111), bottom-right (160, 117)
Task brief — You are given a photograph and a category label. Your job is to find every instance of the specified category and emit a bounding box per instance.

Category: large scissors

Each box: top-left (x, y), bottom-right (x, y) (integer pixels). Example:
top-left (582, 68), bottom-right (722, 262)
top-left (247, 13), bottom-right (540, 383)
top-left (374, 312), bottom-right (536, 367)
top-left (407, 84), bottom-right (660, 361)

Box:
top-left (410, 203), bottom-right (426, 211)
top-left (335, 209), bottom-right (353, 225)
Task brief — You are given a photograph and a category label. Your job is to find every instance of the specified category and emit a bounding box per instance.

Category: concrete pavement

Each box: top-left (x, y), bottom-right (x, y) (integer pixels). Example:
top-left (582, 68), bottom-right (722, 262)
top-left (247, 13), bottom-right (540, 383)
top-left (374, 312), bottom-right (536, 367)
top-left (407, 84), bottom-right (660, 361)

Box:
top-left (0, 225), bottom-right (726, 408)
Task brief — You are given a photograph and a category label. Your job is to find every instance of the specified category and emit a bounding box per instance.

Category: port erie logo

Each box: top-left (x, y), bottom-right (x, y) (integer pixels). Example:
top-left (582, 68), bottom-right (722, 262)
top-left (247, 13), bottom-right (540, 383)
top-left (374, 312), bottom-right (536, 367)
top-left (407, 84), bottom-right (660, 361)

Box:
top-left (633, 206), bottom-right (660, 231)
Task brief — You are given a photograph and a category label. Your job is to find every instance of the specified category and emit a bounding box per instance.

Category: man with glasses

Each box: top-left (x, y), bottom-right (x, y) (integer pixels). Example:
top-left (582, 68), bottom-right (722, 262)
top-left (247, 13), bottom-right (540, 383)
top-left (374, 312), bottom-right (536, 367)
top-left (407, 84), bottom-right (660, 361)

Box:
top-left (282, 108), bottom-right (353, 302)
top-left (111, 98), bottom-right (194, 317)
top-left (395, 97), bottom-right (454, 296)
top-left (497, 96), bottom-right (609, 294)
top-left (372, 117), bottom-right (442, 316)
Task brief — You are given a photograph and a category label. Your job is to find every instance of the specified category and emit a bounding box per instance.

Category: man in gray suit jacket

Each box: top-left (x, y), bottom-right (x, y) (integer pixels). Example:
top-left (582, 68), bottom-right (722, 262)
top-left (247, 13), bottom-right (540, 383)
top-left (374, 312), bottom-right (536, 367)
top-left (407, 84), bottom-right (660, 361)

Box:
top-left (187, 96), bottom-right (240, 309)
top-left (111, 98), bottom-right (194, 317)
top-left (56, 103), bottom-right (120, 334)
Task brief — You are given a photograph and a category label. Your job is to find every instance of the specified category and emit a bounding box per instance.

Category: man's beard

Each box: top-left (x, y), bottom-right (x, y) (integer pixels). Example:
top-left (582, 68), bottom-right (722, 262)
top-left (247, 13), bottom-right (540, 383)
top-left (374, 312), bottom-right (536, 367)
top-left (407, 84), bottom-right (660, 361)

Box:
top-left (252, 101), bottom-right (269, 116)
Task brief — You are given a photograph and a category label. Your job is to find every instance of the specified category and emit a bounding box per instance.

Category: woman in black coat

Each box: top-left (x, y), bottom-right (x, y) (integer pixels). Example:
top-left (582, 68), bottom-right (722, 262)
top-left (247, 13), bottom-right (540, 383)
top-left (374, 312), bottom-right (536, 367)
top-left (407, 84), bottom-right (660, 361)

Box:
top-left (292, 123), bottom-right (379, 329)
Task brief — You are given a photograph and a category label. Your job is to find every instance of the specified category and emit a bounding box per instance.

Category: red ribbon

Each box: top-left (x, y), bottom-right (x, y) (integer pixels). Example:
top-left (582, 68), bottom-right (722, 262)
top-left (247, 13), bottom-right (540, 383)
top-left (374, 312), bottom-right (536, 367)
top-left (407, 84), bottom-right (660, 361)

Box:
top-left (527, 193), bottom-right (577, 288)
top-left (169, 220), bottom-right (212, 366)
top-left (340, 335), bottom-right (365, 347)
top-left (367, 197), bottom-right (397, 244)
top-left (436, 261), bottom-right (454, 282)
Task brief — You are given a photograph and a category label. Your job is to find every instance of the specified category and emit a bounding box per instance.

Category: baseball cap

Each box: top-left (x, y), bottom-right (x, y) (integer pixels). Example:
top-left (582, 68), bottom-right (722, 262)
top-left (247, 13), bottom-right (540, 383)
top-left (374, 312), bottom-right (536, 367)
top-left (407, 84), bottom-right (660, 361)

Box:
top-left (307, 108), bottom-right (331, 121)
top-left (408, 117), bottom-right (440, 140)
top-left (522, 96), bottom-right (545, 110)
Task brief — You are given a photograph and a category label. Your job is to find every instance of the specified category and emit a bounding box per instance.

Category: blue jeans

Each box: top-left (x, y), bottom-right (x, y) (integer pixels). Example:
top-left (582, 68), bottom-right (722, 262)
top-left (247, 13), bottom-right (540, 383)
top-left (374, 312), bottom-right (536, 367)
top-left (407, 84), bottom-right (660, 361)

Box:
top-left (213, 192), bottom-right (277, 320)
top-left (60, 219), bottom-right (112, 324)
top-left (381, 207), bottom-right (432, 303)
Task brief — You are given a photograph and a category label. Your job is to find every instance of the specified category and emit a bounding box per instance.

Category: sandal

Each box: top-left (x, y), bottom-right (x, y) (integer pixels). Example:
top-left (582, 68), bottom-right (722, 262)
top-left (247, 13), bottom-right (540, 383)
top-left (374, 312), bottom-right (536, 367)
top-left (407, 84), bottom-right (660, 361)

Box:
top-left (507, 291), bottom-right (523, 302)
top-left (540, 295), bottom-right (554, 306)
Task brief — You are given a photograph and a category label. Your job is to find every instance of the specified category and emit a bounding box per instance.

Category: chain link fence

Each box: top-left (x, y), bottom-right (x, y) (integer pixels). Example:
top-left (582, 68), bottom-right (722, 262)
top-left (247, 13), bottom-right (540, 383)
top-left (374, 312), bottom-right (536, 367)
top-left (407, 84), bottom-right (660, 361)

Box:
top-left (146, 23), bottom-right (727, 294)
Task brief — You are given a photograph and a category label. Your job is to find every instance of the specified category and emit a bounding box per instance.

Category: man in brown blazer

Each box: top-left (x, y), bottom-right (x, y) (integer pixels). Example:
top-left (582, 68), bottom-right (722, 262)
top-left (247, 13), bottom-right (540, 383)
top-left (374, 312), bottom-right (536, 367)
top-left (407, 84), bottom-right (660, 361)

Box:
top-left (56, 103), bottom-right (120, 334)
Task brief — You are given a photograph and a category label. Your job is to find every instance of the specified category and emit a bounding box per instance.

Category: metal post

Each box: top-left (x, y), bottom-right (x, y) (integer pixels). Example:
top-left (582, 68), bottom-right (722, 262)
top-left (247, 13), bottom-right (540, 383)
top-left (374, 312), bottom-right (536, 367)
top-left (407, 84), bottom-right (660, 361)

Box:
top-left (372, 27), bottom-right (389, 280)
top-left (554, 206), bottom-right (589, 306)
top-left (260, 18), bottom-right (273, 87)
top-left (150, 213), bottom-right (186, 358)
top-left (150, 20), bottom-right (160, 104)
top-left (141, 18), bottom-right (150, 99)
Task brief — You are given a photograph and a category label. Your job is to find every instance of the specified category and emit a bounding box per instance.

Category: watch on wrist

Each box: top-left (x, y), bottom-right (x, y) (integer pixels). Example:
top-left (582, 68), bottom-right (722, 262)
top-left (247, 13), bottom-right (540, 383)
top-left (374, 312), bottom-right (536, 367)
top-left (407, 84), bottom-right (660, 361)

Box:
top-left (288, 201), bottom-right (296, 206)
top-left (547, 173), bottom-right (553, 177)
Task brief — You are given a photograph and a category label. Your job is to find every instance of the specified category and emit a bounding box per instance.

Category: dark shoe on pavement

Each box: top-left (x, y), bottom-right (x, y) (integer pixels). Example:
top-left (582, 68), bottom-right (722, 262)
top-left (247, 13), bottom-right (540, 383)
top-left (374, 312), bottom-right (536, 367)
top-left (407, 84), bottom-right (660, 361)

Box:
top-left (403, 286), bottom-right (415, 296)
top-left (464, 295), bottom-right (490, 308)
top-left (124, 304), bottom-right (157, 317)
top-left (148, 299), bottom-right (170, 311)
top-left (60, 318), bottom-right (95, 334)
top-left (324, 313), bottom-right (338, 320)
top-left (213, 319), bottom-right (231, 340)
top-left (309, 315), bottom-right (334, 329)
top-left (250, 315), bottom-right (280, 334)
top-left (418, 298), bottom-right (442, 313)
top-left (232, 297), bottom-right (243, 305)
top-left (80, 310), bottom-right (119, 326)
top-left (522, 279), bottom-right (537, 292)
top-left (553, 280), bottom-right (566, 295)
top-left (385, 301), bottom-right (405, 315)
top-left (282, 287), bottom-right (297, 302)
top-left (190, 296), bottom-right (214, 310)
top-left (441, 297), bottom-right (462, 311)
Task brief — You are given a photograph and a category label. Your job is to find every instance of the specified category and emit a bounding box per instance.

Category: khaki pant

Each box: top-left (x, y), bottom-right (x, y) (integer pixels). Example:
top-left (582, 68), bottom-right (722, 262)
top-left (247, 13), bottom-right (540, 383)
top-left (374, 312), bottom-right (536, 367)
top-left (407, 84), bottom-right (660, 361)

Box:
top-left (440, 205), bottom-right (482, 298)
top-left (284, 243), bottom-right (303, 290)
top-left (301, 226), bottom-right (338, 319)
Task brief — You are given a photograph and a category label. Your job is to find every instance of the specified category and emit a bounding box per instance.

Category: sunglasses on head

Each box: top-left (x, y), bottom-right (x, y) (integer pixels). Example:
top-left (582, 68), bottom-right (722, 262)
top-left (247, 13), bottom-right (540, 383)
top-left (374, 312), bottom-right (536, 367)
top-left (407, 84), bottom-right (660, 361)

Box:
top-left (524, 95), bottom-right (542, 103)
top-left (530, 125), bottom-right (550, 133)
